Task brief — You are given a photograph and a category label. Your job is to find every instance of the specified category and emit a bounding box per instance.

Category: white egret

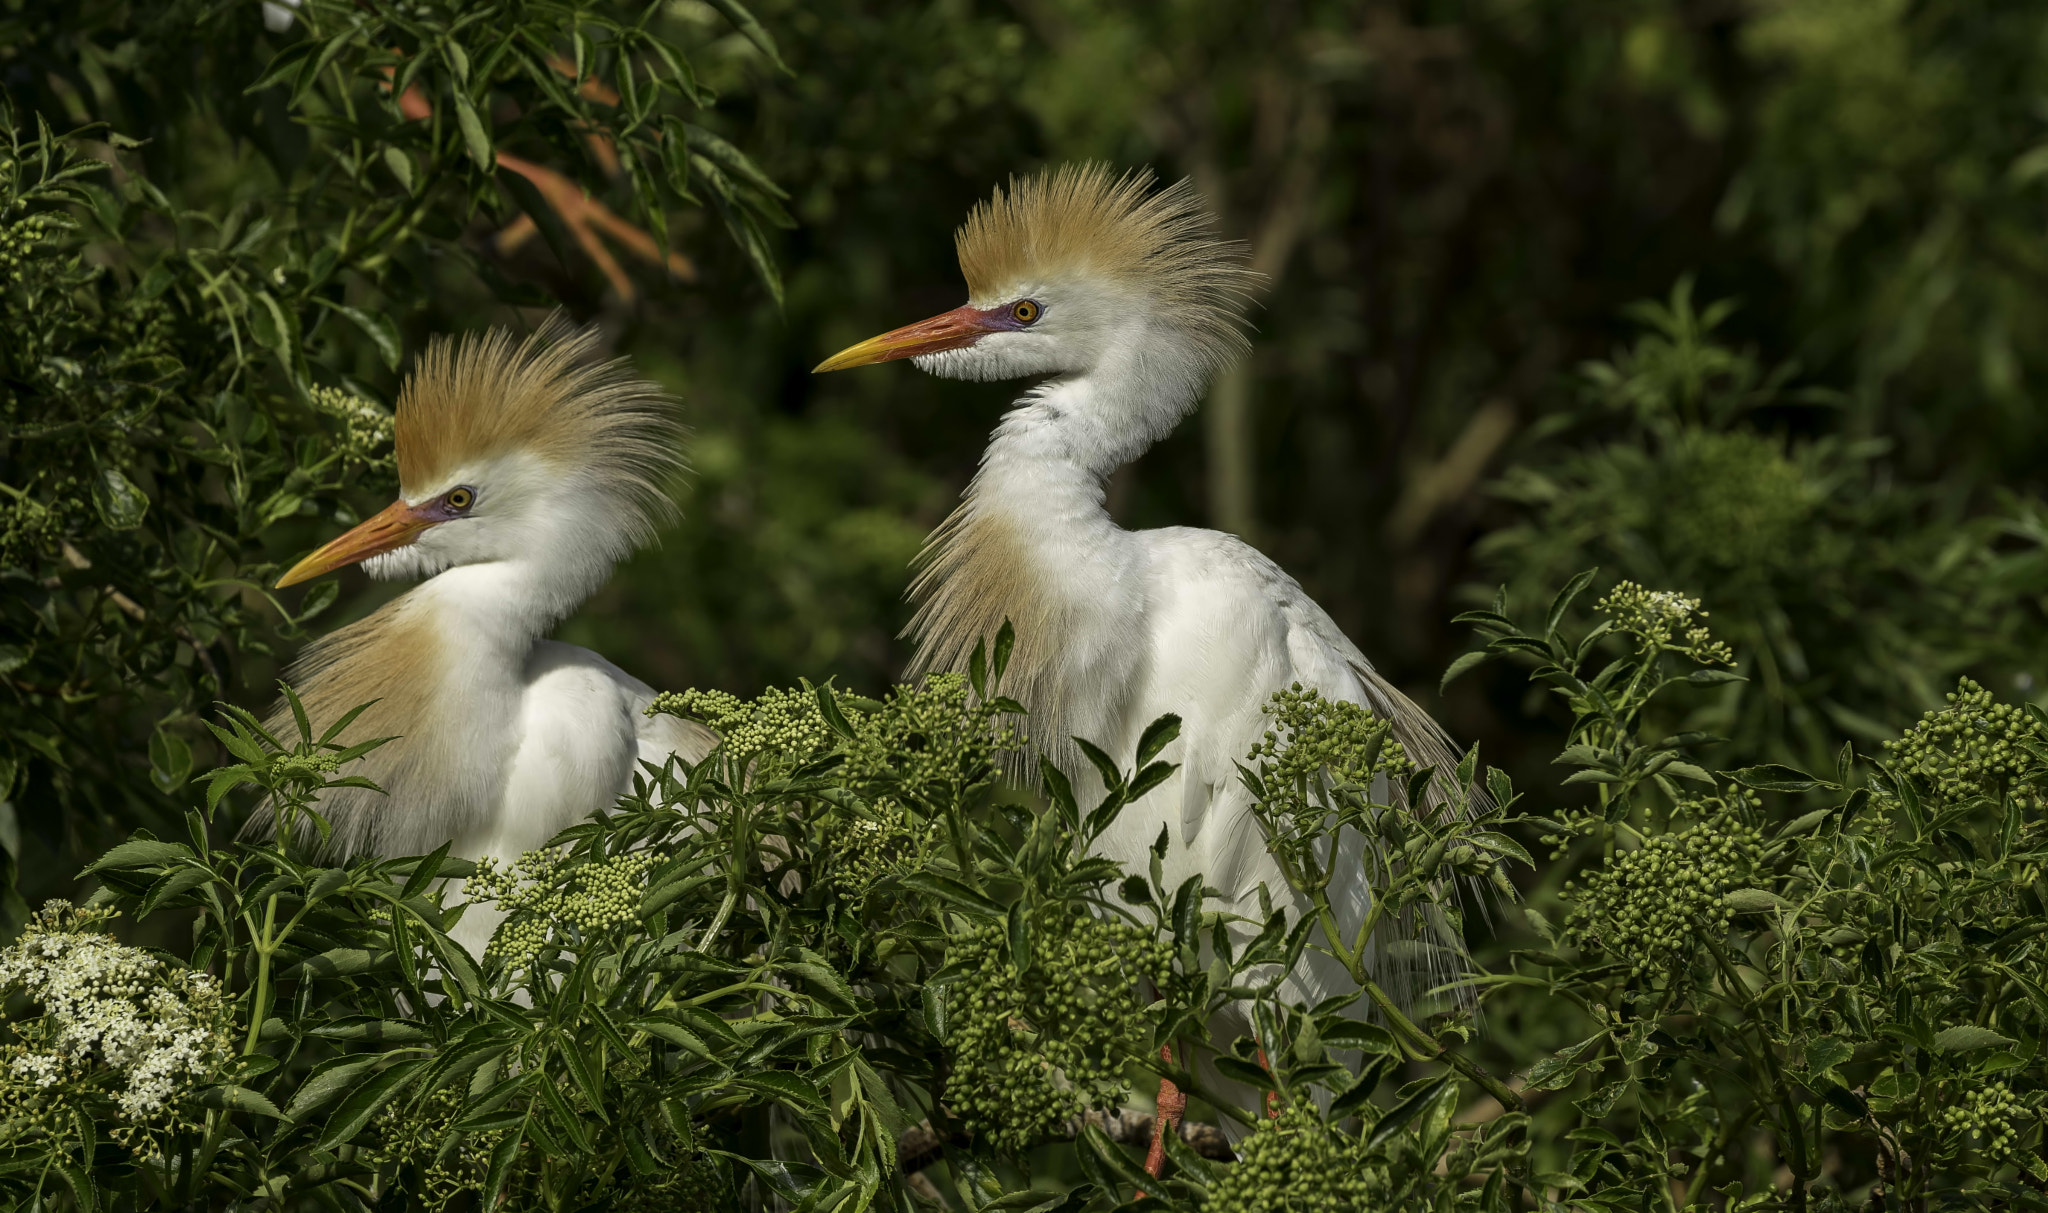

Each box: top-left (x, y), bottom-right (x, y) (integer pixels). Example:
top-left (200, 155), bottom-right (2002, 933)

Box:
top-left (272, 323), bottom-right (712, 951)
top-left (818, 165), bottom-right (1481, 1161)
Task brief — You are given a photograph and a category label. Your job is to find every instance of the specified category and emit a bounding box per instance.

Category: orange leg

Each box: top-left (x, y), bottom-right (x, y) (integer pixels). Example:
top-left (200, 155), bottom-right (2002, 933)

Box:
top-left (1256, 1046), bottom-right (1280, 1118)
top-left (1142, 1045), bottom-right (1185, 1181)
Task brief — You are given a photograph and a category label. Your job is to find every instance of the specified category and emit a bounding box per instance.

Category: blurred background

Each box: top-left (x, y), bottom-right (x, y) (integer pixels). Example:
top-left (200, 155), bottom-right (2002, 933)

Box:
top-left (9, 0), bottom-right (2048, 911)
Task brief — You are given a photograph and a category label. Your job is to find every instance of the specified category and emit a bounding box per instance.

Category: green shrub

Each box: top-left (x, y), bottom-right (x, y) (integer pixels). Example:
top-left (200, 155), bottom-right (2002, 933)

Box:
top-left (0, 578), bottom-right (2036, 1209)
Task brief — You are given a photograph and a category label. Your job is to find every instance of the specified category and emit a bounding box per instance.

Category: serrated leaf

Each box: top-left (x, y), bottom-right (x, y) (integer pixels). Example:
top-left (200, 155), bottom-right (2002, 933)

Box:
top-left (1933, 1025), bottom-right (2017, 1052)
top-left (84, 839), bottom-right (193, 873)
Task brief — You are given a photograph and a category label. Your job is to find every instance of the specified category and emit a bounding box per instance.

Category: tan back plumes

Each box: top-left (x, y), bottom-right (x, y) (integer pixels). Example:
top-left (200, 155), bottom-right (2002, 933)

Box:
top-left (955, 163), bottom-right (1260, 371)
top-left (397, 319), bottom-right (681, 541)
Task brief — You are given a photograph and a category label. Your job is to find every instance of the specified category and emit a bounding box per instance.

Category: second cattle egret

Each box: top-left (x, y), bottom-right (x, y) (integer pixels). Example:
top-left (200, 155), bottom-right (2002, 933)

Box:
top-left (271, 323), bottom-right (712, 948)
top-left (817, 165), bottom-right (1480, 1043)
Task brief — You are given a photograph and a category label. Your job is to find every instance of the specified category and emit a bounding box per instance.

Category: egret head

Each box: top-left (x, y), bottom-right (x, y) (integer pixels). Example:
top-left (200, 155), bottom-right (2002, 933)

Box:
top-left (276, 322), bottom-right (680, 601)
top-left (814, 164), bottom-right (1258, 407)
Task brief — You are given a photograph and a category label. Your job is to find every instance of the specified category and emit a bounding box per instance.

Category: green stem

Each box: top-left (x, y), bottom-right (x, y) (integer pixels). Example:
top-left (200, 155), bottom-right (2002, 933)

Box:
top-left (1361, 980), bottom-right (1524, 1112)
top-left (242, 894), bottom-right (278, 1055)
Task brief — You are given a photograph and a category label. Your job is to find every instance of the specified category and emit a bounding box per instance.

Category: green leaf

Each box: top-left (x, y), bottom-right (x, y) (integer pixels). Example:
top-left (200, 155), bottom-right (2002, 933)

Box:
top-left (892, 871), bottom-right (1004, 918)
top-left (735, 1071), bottom-right (824, 1111)
top-left (1440, 649), bottom-right (1490, 692)
top-left (316, 300), bottom-right (403, 370)
top-left (1135, 713), bottom-right (1182, 767)
top-left (812, 680), bottom-right (858, 739)
top-left (93, 468), bottom-right (149, 530)
top-left (286, 1055), bottom-right (386, 1121)
top-left (1686, 669), bottom-right (1748, 685)
top-left (1080, 1123), bottom-right (1154, 1201)
top-left (148, 731), bottom-right (194, 793)
top-left (452, 87), bottom-right (494, 171)
top-left (317, 1058), bottom-right (430, 1149)
top-left (1007, 898), bottom-right (1032, 974)
top-left (1467, 830), bottom-right (1534, 868)
top-left (1933, 1025), bottom-right (2017, 1052)
top-left (1661, 761), bottom-right (1714, 784)
top-left (703, 0), bottom-right (791, 73)
top-left (632, 1017), bottom-right (715, 1061)
top-left (195, 1084), bottom-right (284, 1118)
top-left (84, 838), bottom-right (193, 873)
top-left (1724, 888), bottom-right (1788, 912)
top-left (1546, 568), bottom-right (1598, 636)
top-left (1368, 1074), bottom-right (1452, 1148)
top-left (1728, 764), bottom-right (1827, 792)
top-left (1804, 1037), bottom-right (1853, 1075)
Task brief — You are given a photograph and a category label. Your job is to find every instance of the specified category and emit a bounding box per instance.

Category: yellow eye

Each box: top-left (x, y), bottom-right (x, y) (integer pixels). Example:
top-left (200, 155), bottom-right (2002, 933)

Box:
top-left (445, 487), bottom-right (475, 511)
top-left (1011, 299), bottom-right (1041, 324)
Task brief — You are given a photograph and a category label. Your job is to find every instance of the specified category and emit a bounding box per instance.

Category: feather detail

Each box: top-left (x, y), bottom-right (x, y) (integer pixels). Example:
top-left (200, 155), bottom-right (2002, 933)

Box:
top-left (397, 317), bottom-right (681, 545)
top-left (955, 163), bottom-right (1260, 378)
top-left (901, 504), bottom-right (1083, 777)
top-left (256, 595), bottom-right (465, 855)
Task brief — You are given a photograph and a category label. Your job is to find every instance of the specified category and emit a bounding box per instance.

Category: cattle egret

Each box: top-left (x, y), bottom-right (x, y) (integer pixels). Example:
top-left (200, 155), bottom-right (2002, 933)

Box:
top-left (272, 323), bottom-right (712, 950)
top-left (818, 165), bottom-right (1482, 1159)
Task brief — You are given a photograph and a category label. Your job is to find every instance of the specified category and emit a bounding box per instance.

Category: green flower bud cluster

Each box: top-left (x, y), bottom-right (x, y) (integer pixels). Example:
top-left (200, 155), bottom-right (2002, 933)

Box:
top-left (1596, 581), bottom-right (1733, 666)
top-left (0, 211), bottom-right (65, 280)
top-left (825, 797), bottom-right (939, 905)
top-left (942, 907), bottom-right (1170, 1154)
top-left (467, 848), bottom-right (655, 971)
top-left (1203, 1102), bottom-right (1382, 1212)
top-left (1882, 677), bottom-right (2046, 807)
top-left (1937, 1080), bottom-right (2033, 1159)
top-left (647, 685), bottom-right (830, 778)
top-left (1562, 819), bottom-right (1761, 977)
top-left (1253, 684), bottom-right (1413, 793)
top-left (308, 385), bottom-right (396, 475)
top-left (843, 672), bottom-right (1019, 806)
top-left (0, 488), bottom-right (64, 568)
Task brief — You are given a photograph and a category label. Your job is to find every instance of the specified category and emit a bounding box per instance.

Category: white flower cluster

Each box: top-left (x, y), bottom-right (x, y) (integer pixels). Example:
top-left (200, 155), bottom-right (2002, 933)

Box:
top-left (1597, 581), bottom-right (1734, 665)
top-left (309, 384), bottom-right (396, 473)
top-left (0, 903), bottom-right (230, 1121)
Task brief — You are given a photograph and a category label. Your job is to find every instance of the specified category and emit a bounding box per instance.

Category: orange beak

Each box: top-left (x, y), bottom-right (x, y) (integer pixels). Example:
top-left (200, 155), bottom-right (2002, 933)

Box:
top-left (275, 499), bottom-right (440, 588)
top-left (813, 305), bottom-right (1005, 372)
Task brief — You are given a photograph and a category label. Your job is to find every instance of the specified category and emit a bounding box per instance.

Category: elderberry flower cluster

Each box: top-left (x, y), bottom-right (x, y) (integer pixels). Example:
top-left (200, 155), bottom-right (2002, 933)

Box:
top-left (0, 489), bottom-right (63, 566)
top-left (942, 907), bottom-right (1170, 1154)
top-left (1938, 1081), bottom-right (2034, 1160)
top-left (308, 385), bottom-right (396, 475)
top-left (1562, 819), bottom-right (1761, 977)
top-left (1882, 677), bottom-right (2047, 808)
top-left (1203, 1102), bottom-right (1381, 1212)
top-left (0, 903), bottom-right (231, 1125)
top-left (842, 673), bottom-right (1019, 806)
top-left (1597, 581), bottom-right (1733, 666)
top-left (824, 798), bottom-right (938, 905)
top-left (1252, 684), bottom-right (1414, 797)
top-left (467, 848), bottom-right (656, 971)
top-left (647, 685), bottom-right (830, 777)
top-left (0, 210), bottom-right (64, 280)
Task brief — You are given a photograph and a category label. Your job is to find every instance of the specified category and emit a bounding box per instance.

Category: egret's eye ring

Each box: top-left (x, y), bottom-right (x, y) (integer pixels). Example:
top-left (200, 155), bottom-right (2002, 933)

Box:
top-left (445, 486), bottom-right (476, 511)
top-left (1011, 299), bottom-right (1041, 325)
